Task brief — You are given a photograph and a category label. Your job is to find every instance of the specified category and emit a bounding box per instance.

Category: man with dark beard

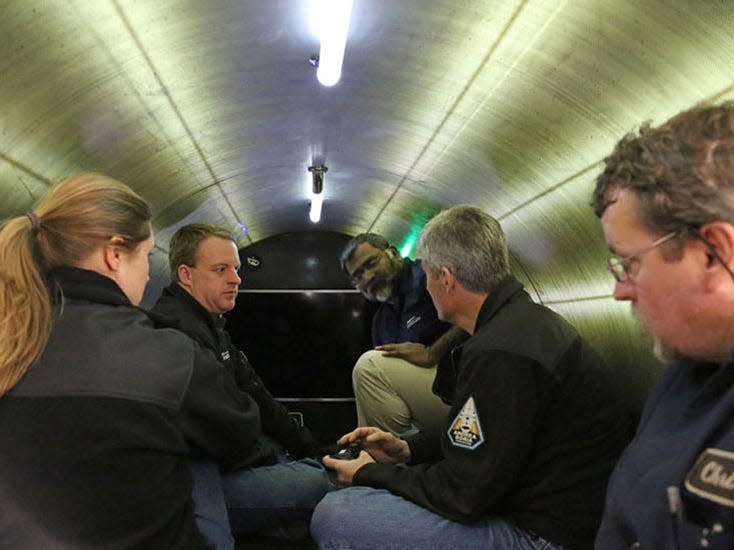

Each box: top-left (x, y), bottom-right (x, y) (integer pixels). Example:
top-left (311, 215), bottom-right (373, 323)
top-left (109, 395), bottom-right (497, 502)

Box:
top-left (594, 101), bottom-right (734, 549)
top-left (340, 234), bottom-right (466, 437)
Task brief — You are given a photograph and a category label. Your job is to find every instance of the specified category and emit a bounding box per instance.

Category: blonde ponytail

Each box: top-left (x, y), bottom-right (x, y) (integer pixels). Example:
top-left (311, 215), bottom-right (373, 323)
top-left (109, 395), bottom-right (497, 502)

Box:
top-left (0, 173), bottom-right (151, 395)
top-left (0, 215), bottom-right (53, 395)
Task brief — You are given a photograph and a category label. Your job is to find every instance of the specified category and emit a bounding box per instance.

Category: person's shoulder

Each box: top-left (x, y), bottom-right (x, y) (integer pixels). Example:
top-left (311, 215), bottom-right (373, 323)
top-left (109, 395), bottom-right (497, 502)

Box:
top-left (149, 287), bottom-right (213, 339)
top-left (101, 309), bottom-right (200, 406)
top-left (150, 284), bottom-right (188, 318)
top-left (407, 257), bottom-right (423, 277)
top-left (500, 294), bottom-right (577, 336)
top-left (472, 298), bottom-right (580, 362)
top-left (15, 303), bottom-right (198, 408)
top-left (401, 258), bottom-right (430, 295)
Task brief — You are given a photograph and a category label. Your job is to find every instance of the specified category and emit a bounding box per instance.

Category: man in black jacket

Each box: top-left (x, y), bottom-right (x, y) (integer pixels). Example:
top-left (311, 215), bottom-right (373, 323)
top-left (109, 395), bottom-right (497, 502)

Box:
top-left (312, 206), bottom-right (630, 550)
top-left (152, 224), bottom-right (333, 546)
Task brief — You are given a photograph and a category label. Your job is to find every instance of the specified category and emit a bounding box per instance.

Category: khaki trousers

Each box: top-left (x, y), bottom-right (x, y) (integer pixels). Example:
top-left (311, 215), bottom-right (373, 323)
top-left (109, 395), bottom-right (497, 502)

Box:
top-left (352, 349), bottom-right (450, 437)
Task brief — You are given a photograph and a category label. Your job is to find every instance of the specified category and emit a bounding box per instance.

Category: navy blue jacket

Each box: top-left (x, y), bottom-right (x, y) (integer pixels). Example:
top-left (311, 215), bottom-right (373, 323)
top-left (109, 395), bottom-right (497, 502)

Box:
top-left (371, 258), bottom-right (451, 347)
top-left (596, 360), bottom-right (734, 549)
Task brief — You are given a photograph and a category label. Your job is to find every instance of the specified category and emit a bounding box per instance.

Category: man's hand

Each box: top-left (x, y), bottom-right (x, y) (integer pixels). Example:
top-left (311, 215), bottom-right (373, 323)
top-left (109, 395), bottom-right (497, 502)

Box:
top-left (336, 427), bottom-right (411, 465)
top-left (322, 450), bottom-right (375, 485)
top-left (374, 342), bottom-right (436, 368)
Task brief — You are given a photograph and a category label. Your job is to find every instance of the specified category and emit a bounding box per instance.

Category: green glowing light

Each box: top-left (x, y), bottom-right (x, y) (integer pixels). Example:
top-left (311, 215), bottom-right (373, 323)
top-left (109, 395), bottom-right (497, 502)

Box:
top-left (399, 225), bottom-right (422, 258)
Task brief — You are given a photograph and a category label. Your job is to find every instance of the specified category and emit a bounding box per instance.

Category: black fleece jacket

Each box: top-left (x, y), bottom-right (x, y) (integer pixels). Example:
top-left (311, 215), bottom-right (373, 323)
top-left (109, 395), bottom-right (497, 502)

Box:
top-left (353, 275), bottom-right (631, 550)
top-left (152, 283), bottom-right (319, 469)
top-left (0, 267), bottom-right (262, 549)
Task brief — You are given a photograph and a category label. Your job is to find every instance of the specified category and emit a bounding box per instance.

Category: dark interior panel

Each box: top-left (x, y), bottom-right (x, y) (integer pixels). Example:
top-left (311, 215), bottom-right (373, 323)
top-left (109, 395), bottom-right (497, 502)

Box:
top-left (228, 230), bottom-right (375, 443)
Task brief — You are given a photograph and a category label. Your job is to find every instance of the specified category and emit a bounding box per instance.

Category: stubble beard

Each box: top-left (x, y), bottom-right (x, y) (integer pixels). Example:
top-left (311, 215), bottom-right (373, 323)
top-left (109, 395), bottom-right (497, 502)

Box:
top-left (633, 305), bottom-right (694, 364)
top-left (363, 279), bottom-right (393, 302)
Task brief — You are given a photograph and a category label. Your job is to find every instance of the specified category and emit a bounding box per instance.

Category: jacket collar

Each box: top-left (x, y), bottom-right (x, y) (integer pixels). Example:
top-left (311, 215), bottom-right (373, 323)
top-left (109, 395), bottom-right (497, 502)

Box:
top-left (385, 258), bottom-right (418, 306)
top-left (50, 266), bottom-right (131, 307)
top-left (161, 282), bottom-right (224, 329)
top-left (473, 274), bottom-right (524, 333)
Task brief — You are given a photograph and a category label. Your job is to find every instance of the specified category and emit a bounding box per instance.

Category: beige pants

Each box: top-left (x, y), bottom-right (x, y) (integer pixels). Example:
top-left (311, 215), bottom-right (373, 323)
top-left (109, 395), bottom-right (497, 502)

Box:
top-left (352, 349), bottom-right (450, 437)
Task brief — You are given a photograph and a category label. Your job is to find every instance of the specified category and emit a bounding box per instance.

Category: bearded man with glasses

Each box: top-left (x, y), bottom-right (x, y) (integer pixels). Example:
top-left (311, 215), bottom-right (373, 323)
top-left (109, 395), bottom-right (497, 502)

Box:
top-left (340, 233), bottom-right (467, 438)
top-left (594, 101), bottom-right (734, 549)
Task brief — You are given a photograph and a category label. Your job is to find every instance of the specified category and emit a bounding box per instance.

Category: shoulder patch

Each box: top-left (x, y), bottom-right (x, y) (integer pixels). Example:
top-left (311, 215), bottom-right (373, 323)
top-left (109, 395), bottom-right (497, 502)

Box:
top-left (447, 396), bottom-right (485, 450)
top-left (685, 447), bottom-right (734, 508)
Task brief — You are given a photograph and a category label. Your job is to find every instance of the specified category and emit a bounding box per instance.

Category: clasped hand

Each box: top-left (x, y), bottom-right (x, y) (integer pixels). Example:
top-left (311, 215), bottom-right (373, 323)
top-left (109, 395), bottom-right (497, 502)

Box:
top-left (322, 427), bottom-right (411, 485)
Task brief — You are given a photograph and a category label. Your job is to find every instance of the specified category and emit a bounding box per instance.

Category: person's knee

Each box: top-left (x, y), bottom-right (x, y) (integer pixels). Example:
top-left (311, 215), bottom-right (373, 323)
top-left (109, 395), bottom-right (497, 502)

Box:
top-left (352, 349), bottom-right (383, 387)
top-left (353, 349), bottom-right (382, 374)
top-left (310, 491), bottom-right (348, 543)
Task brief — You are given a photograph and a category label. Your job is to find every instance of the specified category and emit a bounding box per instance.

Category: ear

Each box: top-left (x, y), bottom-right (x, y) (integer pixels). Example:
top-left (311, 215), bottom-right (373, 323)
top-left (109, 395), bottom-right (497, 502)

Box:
top-left (698, 222), bottom-right (734, 279)
top-left (177, 264), bottom-right (193, 288)
top-left (102, 237), bottom-right (126, 272)
top-left (386, 245), bottom-right (400, 258)
top-left (440, 266), bottom-right (456, 292)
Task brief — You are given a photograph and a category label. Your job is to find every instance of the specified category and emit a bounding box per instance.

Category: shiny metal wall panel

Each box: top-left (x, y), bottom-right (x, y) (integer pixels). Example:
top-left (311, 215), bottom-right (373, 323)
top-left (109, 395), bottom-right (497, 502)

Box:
top-left (0, 1), bottom-right (733, 399)
top-left (549, 298), bottom-right (664, 413)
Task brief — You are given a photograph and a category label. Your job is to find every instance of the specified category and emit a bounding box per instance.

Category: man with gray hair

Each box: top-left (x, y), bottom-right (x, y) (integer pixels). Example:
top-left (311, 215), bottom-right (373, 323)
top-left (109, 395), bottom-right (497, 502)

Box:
top-left (340, 233), bottom-right (465, 437)
top-left (312, 205), bottom-right (630, 550)
top-left (593, 101), bottom-right (734, 549)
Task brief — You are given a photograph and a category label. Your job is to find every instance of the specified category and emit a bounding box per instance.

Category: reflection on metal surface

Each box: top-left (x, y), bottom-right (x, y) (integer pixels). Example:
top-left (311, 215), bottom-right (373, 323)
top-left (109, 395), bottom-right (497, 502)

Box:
top-left (1, 0), bottom-right (733, 391)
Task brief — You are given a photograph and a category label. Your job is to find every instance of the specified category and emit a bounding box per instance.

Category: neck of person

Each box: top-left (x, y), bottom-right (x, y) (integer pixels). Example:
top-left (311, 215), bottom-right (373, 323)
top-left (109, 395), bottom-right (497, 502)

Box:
top-left (451, 291), bottom-right (488, 336)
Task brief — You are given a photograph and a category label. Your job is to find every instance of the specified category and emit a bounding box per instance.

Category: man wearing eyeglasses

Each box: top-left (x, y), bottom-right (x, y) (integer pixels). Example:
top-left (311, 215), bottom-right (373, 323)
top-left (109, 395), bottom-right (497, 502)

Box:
top-left (340, 233), bottom-right (467, 438)
top-left (594, 101), bottom-right (734, 549)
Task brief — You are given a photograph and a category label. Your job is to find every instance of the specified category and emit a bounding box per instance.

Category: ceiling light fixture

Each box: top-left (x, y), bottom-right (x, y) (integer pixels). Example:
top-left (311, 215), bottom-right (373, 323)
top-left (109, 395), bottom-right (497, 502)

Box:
top-left (313, 0), bottom-right (353, 86)
top-left (308, 164), bottom-right (328, 223)
top-left (309, 192), bottom-right (324, 223)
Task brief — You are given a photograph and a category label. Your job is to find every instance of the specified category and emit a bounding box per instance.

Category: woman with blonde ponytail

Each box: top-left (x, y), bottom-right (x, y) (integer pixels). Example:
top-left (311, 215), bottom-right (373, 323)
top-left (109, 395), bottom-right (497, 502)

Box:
top-left (0, 173), bottom-right (152, 396)
top-left (0, 173), bottom-right (262, 548)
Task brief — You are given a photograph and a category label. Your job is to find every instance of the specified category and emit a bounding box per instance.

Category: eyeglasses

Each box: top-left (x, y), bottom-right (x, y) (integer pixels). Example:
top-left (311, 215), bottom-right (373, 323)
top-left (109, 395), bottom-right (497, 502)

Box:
top-left (606, 231), bottom-right (678, 283)
top-left (348, 252), bottom-right (383, 285)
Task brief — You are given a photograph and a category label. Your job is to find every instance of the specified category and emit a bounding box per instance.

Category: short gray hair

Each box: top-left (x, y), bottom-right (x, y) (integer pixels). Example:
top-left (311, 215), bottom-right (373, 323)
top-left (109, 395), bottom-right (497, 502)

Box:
top-left (416, 205), bottom-right (509, 293)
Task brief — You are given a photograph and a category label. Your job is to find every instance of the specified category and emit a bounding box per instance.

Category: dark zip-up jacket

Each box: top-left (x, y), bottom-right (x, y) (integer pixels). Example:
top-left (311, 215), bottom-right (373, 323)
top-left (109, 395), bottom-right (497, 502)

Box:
top-left (596, 360), bottom-right (734, 549)
top-left (371, 258), bottom-right (452, 347)
top-left (354, 275), bottom-right (631, 550)
top-left (0, 267), bottom-right (261, 549)
top-left (152, 283), bottom-right (318, 469)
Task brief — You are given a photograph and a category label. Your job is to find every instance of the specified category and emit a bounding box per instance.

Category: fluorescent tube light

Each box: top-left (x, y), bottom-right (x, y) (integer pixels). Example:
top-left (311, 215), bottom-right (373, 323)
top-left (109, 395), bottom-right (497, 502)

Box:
top-left (315, 0), bottom-right (353, 86)
top-left (309, 191), bottom-right (324, 223)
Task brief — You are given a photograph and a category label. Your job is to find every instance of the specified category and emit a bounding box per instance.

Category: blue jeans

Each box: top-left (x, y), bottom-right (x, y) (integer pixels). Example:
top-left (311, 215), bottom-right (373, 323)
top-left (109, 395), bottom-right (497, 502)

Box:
top-left (311, 486), bottom-right (567, 550)
top-left (223, 456), bottom-right (334, 539)
top-left (190, 460), bottom-right (234, 550)
top-left (191, 456), bottom-right (334, 546)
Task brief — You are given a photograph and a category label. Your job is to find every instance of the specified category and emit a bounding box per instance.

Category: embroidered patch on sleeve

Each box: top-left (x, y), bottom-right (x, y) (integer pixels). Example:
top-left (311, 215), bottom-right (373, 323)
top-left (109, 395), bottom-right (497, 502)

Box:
top-left (685, 447), bottom-right (734, 508)
top-left (447, 396), bottom-right (484, 450)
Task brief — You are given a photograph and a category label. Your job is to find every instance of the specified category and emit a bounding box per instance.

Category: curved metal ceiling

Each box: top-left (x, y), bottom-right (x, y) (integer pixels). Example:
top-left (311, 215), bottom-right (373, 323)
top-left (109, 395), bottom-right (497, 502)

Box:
top-left (2, 0), bottom-right (733, 403)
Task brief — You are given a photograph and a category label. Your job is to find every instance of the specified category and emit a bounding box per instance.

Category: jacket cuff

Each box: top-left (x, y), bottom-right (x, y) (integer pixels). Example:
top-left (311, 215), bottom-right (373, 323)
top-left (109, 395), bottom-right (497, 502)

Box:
top-left (402, 431), bottom-right (439, 464)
